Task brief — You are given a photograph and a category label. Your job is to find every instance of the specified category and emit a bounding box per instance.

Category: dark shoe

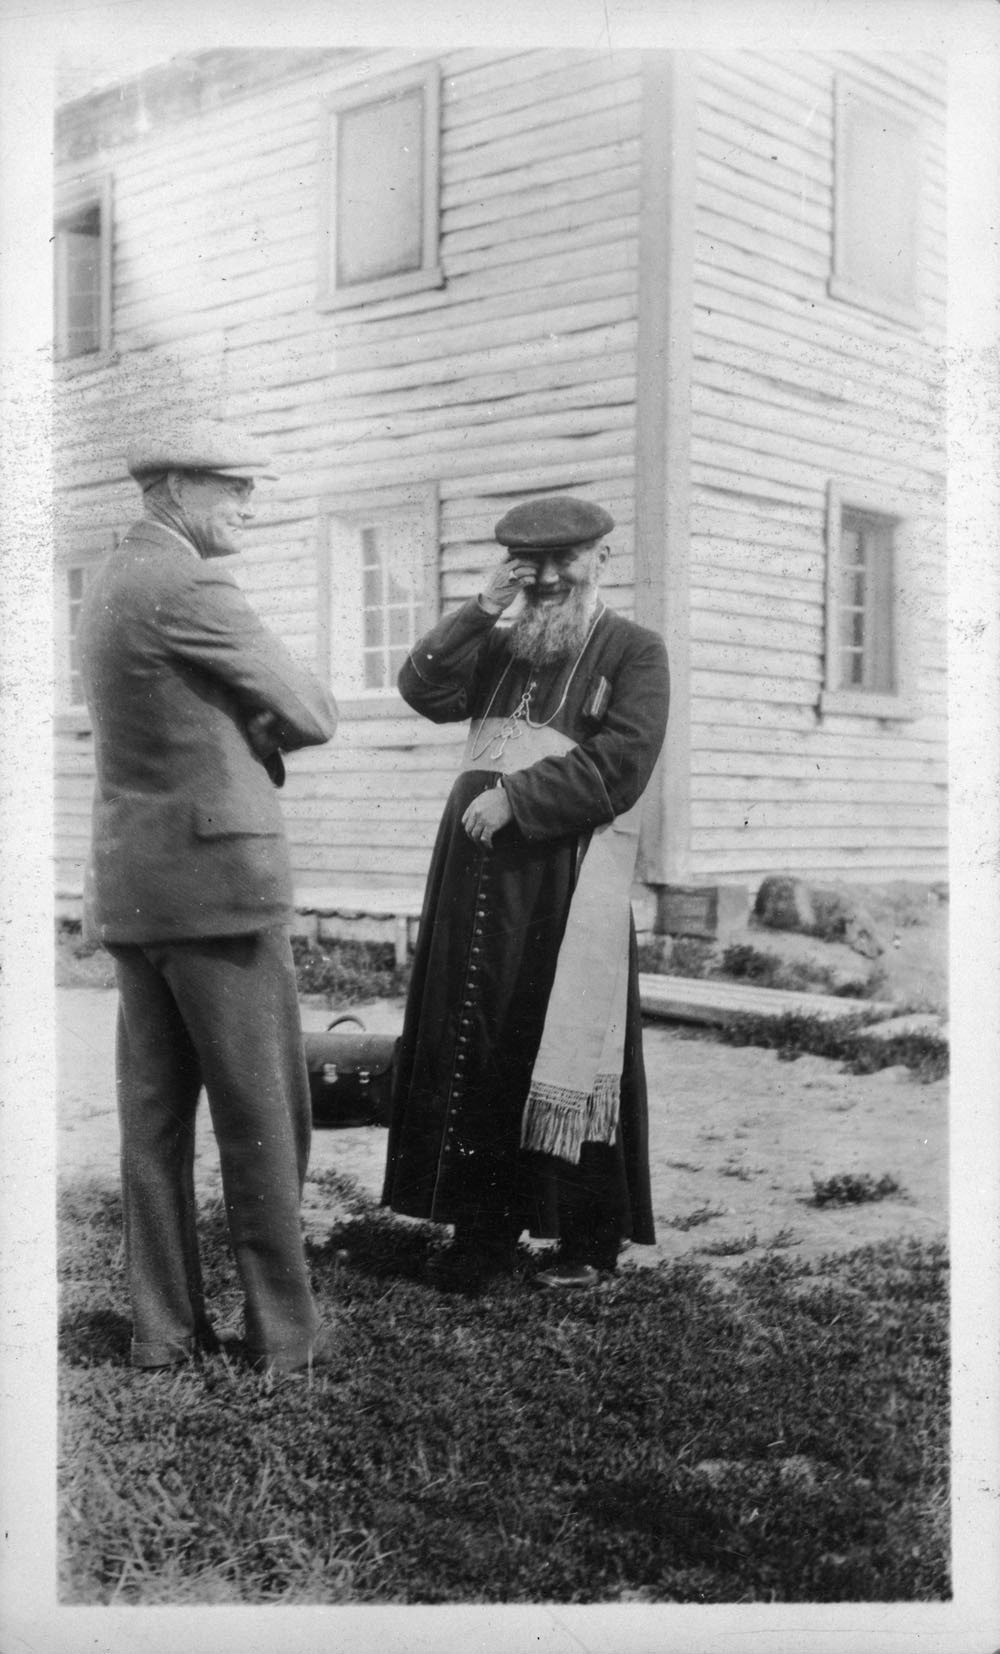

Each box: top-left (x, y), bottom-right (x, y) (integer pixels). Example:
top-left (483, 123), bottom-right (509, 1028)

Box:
top-left (532, 1261), bottom-right (601, 1291)
top-left (247, 1325), bottom-right (338, 1377)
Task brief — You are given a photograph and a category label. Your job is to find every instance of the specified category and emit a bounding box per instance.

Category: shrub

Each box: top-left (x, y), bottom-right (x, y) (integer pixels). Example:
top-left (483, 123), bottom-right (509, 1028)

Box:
top-left (810, 1174), bottom-right (905, 1209)
top-left (714, 1010), bottom-right (948, 1082)
top-left (291, 938), bottom-right (410, 1003)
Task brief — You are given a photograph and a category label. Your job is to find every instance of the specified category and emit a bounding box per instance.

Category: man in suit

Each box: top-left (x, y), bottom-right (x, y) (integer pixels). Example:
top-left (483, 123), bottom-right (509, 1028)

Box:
top-left (79, 417), bottom-right (338, 1373)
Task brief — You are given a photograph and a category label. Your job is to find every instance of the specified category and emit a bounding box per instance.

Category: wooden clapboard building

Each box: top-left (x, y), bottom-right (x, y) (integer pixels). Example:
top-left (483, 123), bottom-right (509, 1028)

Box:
top-left (53, 47), bottom-right (947, 932)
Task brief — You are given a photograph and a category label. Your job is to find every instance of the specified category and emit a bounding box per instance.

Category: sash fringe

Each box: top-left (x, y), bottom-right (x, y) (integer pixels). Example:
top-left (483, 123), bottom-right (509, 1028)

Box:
top-left (521, 1073), bottom-right (621, 1164)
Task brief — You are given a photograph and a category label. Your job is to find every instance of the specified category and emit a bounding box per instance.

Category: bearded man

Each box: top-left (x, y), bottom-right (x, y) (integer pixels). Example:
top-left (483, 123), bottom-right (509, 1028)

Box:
top-left (381, 495), bottom-right (670, 1290)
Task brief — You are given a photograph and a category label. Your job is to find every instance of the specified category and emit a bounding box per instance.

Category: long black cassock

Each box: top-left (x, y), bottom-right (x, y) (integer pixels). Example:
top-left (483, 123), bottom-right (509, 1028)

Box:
top-left (381, 596), bottom-right (670, 1247)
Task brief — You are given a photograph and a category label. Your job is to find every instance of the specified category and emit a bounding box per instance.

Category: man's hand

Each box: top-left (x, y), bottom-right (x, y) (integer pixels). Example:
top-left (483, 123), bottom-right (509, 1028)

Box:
top-left (246, 710), bottom-right (283, 759)
top-left (462, 784), bottom-right (514, 850)
top-left (478, 557), bottom-right (539, 616)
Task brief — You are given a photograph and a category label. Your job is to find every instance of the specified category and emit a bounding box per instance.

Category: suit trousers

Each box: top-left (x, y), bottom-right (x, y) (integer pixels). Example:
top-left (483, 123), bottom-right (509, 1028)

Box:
top-left (108, 927), bottom-right (320, 1366)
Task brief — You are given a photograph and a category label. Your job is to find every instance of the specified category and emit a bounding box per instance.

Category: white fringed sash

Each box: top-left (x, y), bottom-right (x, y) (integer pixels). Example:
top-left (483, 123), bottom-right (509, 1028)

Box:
top-left (462, 718), bottom-right (643, 1166)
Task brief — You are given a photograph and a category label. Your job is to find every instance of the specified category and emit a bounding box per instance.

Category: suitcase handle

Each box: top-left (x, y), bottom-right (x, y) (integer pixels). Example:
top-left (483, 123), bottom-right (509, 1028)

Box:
top-left (326, 1014), bottom-right (366, 1033)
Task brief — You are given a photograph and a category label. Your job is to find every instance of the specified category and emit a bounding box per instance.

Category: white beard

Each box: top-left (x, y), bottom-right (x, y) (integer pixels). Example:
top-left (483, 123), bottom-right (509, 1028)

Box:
top-left (507, 581), bottom-right (599, 665)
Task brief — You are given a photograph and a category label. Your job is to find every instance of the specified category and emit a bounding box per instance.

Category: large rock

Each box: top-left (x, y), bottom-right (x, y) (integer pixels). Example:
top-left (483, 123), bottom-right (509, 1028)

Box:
top-left (753, 876), bottom-right (885, 959)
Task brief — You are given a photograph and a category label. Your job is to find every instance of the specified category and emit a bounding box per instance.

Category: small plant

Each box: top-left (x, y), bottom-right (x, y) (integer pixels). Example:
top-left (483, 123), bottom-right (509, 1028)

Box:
top-left (663, 937), bottom-right (718, 979)
top-left (667, 1203), bottom-right (726, 1231)
top-left (810, 1173), bottom-right (905, 1209)
top-left (697, 1232), bottom-right (759, 1257)
top-left (766, 1229), bottom-right (800, 1250)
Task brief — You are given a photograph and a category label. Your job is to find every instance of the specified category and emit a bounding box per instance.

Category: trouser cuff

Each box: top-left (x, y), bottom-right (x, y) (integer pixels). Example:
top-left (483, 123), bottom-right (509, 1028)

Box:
top-left (131, 1336), bottom-right (197, 1369)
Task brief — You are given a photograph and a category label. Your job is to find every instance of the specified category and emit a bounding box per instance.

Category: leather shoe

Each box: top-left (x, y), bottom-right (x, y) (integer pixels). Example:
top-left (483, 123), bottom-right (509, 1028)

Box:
top-left (532, 1261), bottom-right (601, 1290)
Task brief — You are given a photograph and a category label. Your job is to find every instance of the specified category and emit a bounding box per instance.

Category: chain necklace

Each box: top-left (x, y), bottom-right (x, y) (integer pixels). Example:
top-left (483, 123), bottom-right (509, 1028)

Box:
top-left (469, 602), bottom-right (605, 763)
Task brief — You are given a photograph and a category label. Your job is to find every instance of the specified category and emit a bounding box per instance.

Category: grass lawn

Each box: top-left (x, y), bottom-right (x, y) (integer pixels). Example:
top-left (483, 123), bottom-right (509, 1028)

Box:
top-left (59, 1176), bottom-right (949, 1607)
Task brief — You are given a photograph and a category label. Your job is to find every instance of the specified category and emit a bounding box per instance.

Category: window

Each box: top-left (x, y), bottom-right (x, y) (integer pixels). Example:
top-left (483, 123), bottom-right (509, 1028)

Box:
top-left (54, 538), bottom-right (115, 718)
top-left (319, 484), bottom-right (439, 702)
top-left (54, 175), bottom-right (112, 360)
top-left (319, 62), bottom-right (442, 309)
top-left (829, 74), bottom-right (923, 327)
top-left (821, 484), bottom-right (913, 719)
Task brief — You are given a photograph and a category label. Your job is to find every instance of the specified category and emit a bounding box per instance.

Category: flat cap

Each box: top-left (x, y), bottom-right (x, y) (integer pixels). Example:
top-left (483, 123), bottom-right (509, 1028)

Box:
top-left (494, 495), bottom-right (615, 551)
top-left (126, 416), bottom-right (277, 485)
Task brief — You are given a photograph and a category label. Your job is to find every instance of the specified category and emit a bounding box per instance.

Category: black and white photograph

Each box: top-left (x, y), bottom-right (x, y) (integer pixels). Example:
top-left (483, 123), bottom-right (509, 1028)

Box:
top-left (1, 1), bottom-right (998, 1650)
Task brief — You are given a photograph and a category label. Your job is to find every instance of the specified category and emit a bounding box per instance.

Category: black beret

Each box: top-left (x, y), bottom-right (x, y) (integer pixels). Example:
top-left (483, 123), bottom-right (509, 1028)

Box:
top-left (494, 495), bottom-right (615, 551)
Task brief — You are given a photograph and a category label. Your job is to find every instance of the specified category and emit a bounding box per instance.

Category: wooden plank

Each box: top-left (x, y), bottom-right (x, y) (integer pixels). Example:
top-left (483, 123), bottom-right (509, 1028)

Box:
top-left (836, 50), bottom-right (947, 109)
top-left (693, 259), bottom-right (946, 370)
top-left (690, 801), bottom-right (944, 831)
top-left (689, 719), bottom-right (946, 756)
top-left (692, 389), bottom-right (944, 486)
top-left (692, 429), bottom-right (941, 502)
top-left (697, 106), bottom-right (832, 193)
top-left (692, 752), bottom-right (946, 783)
top-left (443, 49), bottom-right (587, 104)
top-left (233, 350), bottom-right (637, 425)
top-left (692, 612), bottom-right (822, 656)
top-left (436, 215), bottom-right (640, 279)
top-left (695, 55), bottom-right (833, 159)
top-left (692, 464), bottom-right (817, 510)
top-left (693, 823), bottom-right (945, 850)
top-left (282, 403), bottom-right (634, 472)
top-left (639, 972), bottom-right (895, 1026)
top-left (688, 846), bottom-right (946, 876)
top-left (445, 52), bottom-right (636, 131)
top-left (443, 138), bottom-right (642, 211)
top-left (692, 579), bottom-right (822, 624)
top-left (693, 354), bottom-right (942, 442)
top-left (442, 103), bottom-right (641, 185)
top-left (444, 188), bottom-right (641, 258)
top-left (698, 155), bottom-right (831, 240)
top-left (293, 844), bottom-right (433, 878)
top-left (446, 72), bottom-right (642, 154)
top-left (693, 641), bottom-right (819, 681)
top-left (690, 669), bottom-right (819, 704)
top-left (444, 161), bottom-right (639, 236)
top-left (691, 777), bottom-right (946, 806)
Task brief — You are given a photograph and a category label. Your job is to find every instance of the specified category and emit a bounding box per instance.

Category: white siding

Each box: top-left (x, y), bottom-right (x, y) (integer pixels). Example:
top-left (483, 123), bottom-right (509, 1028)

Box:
top-left (685, 49), bottom-right (947, 885)
top-left (54, 48), bottom-right (644, 901)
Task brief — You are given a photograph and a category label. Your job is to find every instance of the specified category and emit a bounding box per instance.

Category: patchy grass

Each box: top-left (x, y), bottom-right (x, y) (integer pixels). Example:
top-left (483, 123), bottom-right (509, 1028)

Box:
top-left (59, 1180), bottom-right (949, 1606)
top-left (666, 1204), bottom-right (728, 1232)
top-left (810, 1174), bottom-right (906, 1210)
top-left (713, 1010), bottom-right (948, 1083)
top-left (696, 1233), bottom-right (760, 1258)
top-left (718, 943), bottom-right (885, 1002)
top-left (290, 938), bottom-right (410, 1003)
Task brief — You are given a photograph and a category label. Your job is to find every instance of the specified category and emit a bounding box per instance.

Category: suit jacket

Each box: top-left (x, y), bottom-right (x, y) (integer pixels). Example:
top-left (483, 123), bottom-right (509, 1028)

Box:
top-left (80, 520), bottom-right (338, 944)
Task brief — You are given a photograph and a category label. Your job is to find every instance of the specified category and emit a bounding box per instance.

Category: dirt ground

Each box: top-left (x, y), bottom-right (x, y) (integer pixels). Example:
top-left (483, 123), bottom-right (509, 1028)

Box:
top-left (57, 985), bottom-right (948, 1280)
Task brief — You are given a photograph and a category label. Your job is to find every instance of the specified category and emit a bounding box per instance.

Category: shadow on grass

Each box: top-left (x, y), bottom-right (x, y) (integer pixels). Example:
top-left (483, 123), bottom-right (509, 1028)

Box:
top-left (58, 1178), bottom-right (950, 1606)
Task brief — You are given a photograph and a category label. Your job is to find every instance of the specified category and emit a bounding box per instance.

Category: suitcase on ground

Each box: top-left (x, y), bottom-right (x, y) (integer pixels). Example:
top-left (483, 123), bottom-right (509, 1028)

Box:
top-left (304, 1014), bottom-right (398, 1128)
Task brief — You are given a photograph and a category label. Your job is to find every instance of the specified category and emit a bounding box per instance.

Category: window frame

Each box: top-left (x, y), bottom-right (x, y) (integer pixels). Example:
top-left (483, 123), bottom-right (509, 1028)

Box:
top-left (317, 482), bottom-right (440, 716)
top-left (53, 172), bottom-right (114, 364)
top-left (54, 535), bottom-right (116, 730)
top-left (828, 72), bottom-right (924, 330)
top-left (318, 61), bottom-right (443, 312)
top-left (820, 481), bottom-right (915, 721)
